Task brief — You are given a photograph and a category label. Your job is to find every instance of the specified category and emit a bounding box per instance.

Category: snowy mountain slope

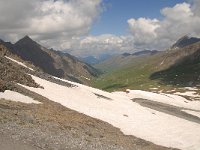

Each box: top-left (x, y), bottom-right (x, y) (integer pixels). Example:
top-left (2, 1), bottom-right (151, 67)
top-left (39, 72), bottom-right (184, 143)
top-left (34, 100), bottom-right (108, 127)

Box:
top-left (1, 53), bottom-right (200, 150)
top-left (19, 74), bottom-right (200, 150)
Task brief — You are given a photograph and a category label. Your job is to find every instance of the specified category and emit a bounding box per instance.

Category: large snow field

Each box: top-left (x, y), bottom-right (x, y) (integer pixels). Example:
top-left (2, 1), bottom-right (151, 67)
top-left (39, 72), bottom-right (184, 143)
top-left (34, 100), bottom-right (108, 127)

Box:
top-left (20, 75), bottom-right (200, 150)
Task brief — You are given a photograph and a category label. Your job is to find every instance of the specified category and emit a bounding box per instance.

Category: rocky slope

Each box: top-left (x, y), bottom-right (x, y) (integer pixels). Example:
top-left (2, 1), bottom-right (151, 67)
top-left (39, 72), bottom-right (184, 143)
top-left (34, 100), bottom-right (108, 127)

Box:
top-left (151, 38), bottom-right (200, 86)
top-left (0, 36), bottom-right (99, 84)
top-left (171, 35), bottom-right (200, 49)
top-left (0, 44), bottom-right (39, 92)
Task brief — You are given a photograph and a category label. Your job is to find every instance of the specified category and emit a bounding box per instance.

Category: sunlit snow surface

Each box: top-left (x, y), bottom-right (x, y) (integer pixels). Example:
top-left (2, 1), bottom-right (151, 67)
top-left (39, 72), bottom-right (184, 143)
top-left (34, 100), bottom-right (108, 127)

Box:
top-left (5, 56), bottom-right (34, 71)
top-left (115, 89), bottom-right (200, 110)
top-left (0, 90), bottom-right (40, 104)
top-left (21, 75), bottom-right (200, 150)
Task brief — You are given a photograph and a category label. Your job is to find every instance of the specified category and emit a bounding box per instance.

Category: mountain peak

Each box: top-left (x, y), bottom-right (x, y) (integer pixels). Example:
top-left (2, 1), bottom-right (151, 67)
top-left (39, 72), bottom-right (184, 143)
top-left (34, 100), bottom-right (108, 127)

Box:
top-left (15, 35), bottom-right (35, 45)
top-left (23, 35), bottom-right (32, 40)
top-left (171, 35), bottom-right (200, 49)
top-left (132, 50), bottom-right (158, 56)
top-left (122, 53), bottom-right (131, 57)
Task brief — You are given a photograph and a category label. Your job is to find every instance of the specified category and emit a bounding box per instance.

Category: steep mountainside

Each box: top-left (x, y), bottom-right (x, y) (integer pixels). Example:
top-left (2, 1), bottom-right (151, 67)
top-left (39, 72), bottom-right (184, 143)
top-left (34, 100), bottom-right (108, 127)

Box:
top-left (151, 40), bottom-right (200, 86)
top-left (1, 36), bottom-right (99, 84)
top-left (0, 44), bottom-right (39, 92)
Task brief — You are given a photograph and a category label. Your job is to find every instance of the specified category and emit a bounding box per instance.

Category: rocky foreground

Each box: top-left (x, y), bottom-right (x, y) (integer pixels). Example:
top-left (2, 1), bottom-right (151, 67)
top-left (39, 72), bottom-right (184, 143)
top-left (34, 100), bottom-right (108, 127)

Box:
top-left (0, 86), bottom-right (176, 150)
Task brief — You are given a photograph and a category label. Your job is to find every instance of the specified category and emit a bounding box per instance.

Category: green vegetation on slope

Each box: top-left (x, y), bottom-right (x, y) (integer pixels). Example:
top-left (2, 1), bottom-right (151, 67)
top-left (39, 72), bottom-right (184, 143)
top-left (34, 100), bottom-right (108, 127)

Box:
top-left (92, 40), bottom-right (200, 92)
top-left (91, 52), bottom-right (173, 92)
top-left (92, 64), bottom-right (157, 92)
top-left (151, 58), bottom-right (200, 87)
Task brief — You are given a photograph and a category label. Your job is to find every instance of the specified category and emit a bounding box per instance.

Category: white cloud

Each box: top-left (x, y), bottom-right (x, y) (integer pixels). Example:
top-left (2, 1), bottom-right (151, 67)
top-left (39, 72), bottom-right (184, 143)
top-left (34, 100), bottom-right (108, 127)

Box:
top-left (0, 0), bottom-right (102, 45)
top-left (128, 18), bottom-right (160, 45)
top-left (161, 3), bottom-right (193, 21)
top-left (127, 1), bottom-right (200, 51)
top-left (191, 0), bottom-right (200, 16)
top-left (68, 34), bottom-right (135, 57)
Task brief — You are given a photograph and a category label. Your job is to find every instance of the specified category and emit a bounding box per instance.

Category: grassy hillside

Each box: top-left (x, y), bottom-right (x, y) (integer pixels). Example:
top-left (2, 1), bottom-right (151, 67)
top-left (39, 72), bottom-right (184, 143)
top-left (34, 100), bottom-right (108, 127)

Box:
top-left (95, 51), bottom-right (159, 72)
top-left (92, 41), bottom-right (200, 92)
top-left (92, 52), bottom-right (168, 92)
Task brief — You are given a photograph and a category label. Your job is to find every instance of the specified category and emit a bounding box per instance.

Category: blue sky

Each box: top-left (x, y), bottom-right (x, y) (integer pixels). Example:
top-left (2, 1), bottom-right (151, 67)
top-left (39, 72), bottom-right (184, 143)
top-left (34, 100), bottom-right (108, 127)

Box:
top-left (91, 0), bottom-right (186, 35)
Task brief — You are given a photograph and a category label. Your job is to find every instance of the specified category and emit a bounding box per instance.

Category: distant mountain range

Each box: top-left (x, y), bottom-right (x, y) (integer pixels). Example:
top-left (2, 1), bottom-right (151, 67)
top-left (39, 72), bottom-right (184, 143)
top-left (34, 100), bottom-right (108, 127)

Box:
top-left (0, 36), bottom-right (99, 83)
top-left (95, 50), bottom-right (159, 71)
top-left (132, 50), bottom-right (158, 56)
top-left (122, 50), bottom-right (158, 57)
top-left (79, 54), bottom-right (113, 65)
top-left (93, 36), bottom-right (200, 91)
top-left (79, 50), bottom-right (158, 65)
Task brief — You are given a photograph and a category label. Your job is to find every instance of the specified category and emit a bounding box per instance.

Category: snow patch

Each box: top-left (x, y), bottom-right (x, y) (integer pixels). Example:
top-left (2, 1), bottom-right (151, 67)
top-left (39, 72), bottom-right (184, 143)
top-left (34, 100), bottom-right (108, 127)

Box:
top-left (150, 87), bottom-right (158, 90)
top-left (81, 76), bottom-right (90, 80)
top-left (5, 56), bottom-right (34, 71)
top-left (0, 90), bottom-right (40, 104)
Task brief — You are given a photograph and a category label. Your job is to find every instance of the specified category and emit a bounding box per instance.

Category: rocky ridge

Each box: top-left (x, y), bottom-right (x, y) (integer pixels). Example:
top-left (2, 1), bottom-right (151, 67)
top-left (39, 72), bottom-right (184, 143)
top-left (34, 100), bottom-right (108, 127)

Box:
top-left (0, 36), bottom-right (99, 84)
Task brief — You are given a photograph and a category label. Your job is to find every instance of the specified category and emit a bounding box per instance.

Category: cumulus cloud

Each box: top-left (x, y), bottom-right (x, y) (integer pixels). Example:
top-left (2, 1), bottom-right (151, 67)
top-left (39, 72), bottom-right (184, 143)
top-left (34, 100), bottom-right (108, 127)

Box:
top-left (68, 34), bottom-right (135, 56)
top-left (0, 0), bottom-right (102, 46)
top-left (127, 1), bottom-right (200, 50)
top-left (191, 0), bottom-right (200, 16)
top-left (128, 18), bottom-right (160, 45)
